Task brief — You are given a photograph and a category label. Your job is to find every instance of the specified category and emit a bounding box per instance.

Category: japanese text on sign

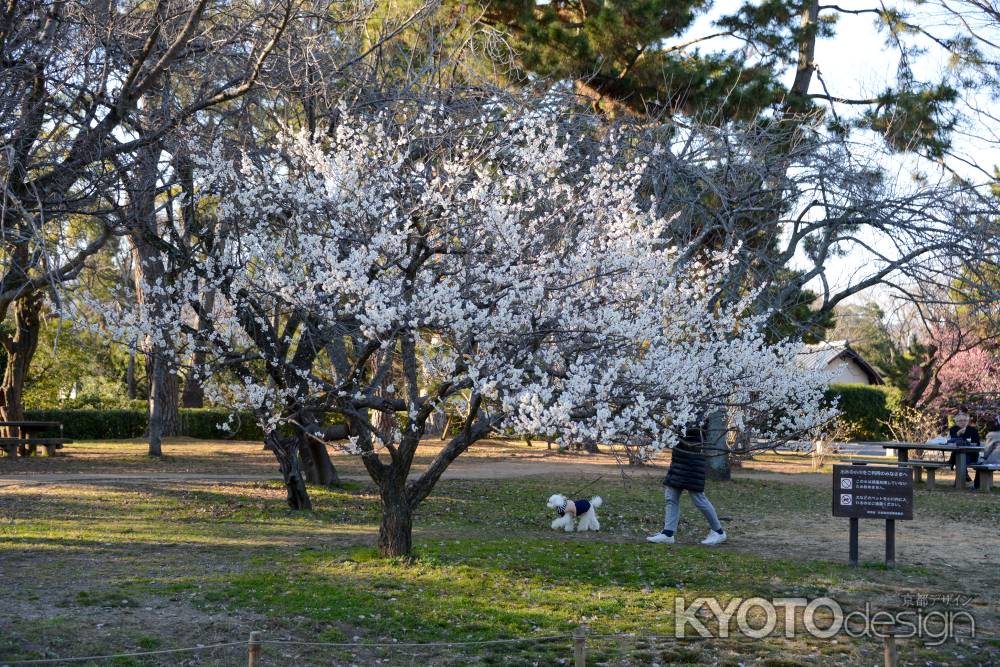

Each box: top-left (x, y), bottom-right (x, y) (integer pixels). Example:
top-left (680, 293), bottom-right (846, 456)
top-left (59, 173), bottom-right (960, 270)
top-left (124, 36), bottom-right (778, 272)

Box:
top-left (832, 465), bottom-right (913, 520)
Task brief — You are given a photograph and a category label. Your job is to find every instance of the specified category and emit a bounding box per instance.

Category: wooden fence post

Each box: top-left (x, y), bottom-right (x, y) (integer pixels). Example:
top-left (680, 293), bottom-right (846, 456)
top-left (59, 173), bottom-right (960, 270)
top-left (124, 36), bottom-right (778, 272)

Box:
top-left (883, 632), bottom-right (897, 667)
top-left (573, 626), bottom-right (587, 667)
top-left (248, 631), bottom-right (261, 667)
top-left (848, 517), bottom-right (859, 566)
top-left (885, 519), bottom-right (896, 567)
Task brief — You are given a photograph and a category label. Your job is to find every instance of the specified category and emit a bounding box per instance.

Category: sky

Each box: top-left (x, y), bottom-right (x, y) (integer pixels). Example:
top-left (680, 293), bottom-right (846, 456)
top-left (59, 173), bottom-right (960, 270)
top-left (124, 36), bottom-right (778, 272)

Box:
top-left (686, 0), bottom-right (999, 306)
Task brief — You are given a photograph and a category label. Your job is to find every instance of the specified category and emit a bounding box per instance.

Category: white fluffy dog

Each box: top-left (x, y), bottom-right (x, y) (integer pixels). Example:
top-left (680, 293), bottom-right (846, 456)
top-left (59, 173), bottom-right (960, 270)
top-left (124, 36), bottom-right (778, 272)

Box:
top-left (547, 494), bottom-right (603, 532)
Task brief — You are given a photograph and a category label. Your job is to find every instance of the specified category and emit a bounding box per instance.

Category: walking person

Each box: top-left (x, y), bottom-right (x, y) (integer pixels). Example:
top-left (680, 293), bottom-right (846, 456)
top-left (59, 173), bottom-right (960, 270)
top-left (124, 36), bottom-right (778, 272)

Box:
top-left (647, 424), bottom-right (727, 546)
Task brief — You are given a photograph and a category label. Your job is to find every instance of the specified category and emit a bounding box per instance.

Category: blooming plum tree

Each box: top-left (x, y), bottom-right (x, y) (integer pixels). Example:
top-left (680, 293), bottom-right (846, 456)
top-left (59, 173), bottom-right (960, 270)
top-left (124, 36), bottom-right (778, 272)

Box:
top-left (94, 101), bottom-right (836, 556)
top-left (908, 319), bottom-right (1000, 411)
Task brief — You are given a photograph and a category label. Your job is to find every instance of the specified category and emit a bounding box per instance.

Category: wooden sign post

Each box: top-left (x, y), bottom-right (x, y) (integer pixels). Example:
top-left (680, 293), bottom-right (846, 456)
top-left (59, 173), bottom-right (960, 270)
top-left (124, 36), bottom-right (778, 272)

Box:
top-left (832, 463), bottom-right (913, 567)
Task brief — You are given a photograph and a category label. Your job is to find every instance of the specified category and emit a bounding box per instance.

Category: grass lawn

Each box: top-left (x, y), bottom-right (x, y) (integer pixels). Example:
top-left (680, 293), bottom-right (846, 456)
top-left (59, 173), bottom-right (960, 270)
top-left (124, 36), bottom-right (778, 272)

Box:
top-left (1, 442), bottom-right (998, 665)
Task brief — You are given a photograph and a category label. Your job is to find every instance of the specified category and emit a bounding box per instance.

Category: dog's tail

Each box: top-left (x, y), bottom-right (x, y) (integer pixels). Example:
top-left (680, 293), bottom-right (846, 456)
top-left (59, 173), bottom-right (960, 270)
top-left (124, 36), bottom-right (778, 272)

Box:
top-left (590, 496), bottom-right (603, 508)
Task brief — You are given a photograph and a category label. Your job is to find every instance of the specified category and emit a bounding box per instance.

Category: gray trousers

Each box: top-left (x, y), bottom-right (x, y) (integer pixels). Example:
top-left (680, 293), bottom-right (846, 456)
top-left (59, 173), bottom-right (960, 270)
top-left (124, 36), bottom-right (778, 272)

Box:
top-left (664, 485), bottom-right (722, 533)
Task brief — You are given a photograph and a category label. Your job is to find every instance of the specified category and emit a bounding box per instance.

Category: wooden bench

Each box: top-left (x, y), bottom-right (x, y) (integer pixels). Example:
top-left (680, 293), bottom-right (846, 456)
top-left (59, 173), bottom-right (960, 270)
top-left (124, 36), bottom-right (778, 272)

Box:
top-left (900, 461), bottom-right (947, 489)
top-left (0, 437), bottom-right (72, 458)
top-left (971, 464), bottom-right (1000, 492)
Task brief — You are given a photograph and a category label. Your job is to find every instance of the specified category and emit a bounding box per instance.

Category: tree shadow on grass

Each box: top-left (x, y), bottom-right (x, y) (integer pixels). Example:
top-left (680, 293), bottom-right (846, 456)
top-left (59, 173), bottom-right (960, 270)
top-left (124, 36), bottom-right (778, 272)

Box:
top-left (202, 538), bottom-right (899, 666)
top-left (3, 477), bottom-right (995, 666)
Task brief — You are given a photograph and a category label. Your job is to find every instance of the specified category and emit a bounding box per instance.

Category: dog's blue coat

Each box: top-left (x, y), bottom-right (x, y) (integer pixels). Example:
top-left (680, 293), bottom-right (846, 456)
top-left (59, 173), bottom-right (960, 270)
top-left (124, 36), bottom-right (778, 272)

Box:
top-left (557, 499), bottom-right (591, 517)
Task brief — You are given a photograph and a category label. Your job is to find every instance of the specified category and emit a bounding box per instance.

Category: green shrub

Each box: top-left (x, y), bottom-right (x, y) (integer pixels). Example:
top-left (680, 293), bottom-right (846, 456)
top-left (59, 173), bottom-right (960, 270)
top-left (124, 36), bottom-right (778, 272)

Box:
top-left (23, 409), bottom-right (147, 439)
top-left (179, 409), bottom-right (265, 440)
top-left (824, 383), bottom-right (904, 441)
top-left (26, 397), bottom-right (148, 410)
top-left (23, 408), bottom-right (265, 440)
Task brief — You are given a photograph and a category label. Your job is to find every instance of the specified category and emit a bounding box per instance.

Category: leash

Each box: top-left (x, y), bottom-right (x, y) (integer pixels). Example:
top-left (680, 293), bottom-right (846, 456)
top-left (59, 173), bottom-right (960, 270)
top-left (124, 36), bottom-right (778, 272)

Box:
top-left (567, 474), bottom-right (604, 499)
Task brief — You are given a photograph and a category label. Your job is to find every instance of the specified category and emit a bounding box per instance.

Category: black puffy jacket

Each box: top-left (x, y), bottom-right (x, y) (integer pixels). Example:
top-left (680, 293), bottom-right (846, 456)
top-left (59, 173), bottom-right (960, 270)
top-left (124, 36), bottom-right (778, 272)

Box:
top-left (664, 437), bottom-right (707, 493)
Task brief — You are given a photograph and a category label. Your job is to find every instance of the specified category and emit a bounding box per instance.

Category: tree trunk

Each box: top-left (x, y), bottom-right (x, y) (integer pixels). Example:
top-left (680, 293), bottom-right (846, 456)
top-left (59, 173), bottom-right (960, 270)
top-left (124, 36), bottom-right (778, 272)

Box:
top-left (135, 313), bottom-right (181, 449)
top-left (157, 366), bottom-right (180, 433)
top-left (378, 413), bottom-right (494, 560)
top-left (285, 469), bottom-right (311, 510)
top-left (146, 354), bottom-right (179, 456)
top-left (705, 410), bottom-right (732, 481)
top-left (906, 344), bottom-right (940, 408)
top-left (268, 433), bottom-right (312, 510)
top-left (148, 359), bottom-right (163, 457)
top-left (425, 409), bottom-right (447, 439)
top-left (298, 438), bottom-right (341, 486)
top-left (787, 0), bottom-right (820, 108)
top-left (307, 439), bottom-right (340, 486)
top-left (181, 290), bottom-right (214, 408)
top-left (299, 440), bottom-right (318, 483)
top-left (369, 349), bottom-right (399, 443)
top-left (126, 348), bottom-right (137, 400)
top-left (127, 143), bottom-right (180, 454)
top-left (181, 370), bottom-right (205, 408)
top-left (297, 416), bottom-right (341, 486)
top-left (145, 352), bottom-right (179, 456)
top-left (378, 481), bottom-right (414, 558)
top-left (0, 295), bottom-right (42, 437)
top-left (625, 443), bottom-right (647, 466)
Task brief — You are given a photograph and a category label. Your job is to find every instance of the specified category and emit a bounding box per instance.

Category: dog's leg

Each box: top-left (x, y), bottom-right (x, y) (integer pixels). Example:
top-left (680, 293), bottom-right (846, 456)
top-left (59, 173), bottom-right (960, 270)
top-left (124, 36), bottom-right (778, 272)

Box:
top-left (551, 516), bottom-right (568, 530)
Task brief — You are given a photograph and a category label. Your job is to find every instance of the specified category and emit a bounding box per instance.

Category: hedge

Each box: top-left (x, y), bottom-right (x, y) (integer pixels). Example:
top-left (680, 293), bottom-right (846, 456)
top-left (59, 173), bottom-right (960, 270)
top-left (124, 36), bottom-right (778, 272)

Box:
top-left (824, 383), bottom-right (904, 441)
top-left (179, 409), bottom-right (265, 440)
top-left (23, 409), bottom-right (148, 440)
top-left (23, 408), bottom-right (265, 441)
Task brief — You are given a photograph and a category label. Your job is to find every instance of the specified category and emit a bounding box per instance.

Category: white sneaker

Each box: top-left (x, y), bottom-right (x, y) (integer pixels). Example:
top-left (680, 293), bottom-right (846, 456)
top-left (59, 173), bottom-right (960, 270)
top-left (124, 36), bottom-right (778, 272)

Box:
top-left (646, 532), bottom-right (675, 544)
top-left (701, 530), bottom-right (727, 546)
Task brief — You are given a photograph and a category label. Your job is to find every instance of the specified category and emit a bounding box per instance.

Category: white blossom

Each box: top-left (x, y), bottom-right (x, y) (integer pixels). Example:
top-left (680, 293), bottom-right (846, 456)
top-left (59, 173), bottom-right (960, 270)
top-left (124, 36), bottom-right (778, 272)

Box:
top-left (90, 102), bottom-right (837, 457)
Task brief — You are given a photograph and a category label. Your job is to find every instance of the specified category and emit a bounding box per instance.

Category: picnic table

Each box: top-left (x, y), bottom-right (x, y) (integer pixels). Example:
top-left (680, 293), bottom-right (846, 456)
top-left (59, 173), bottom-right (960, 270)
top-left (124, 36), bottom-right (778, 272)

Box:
top-left (0, 421), bottom-right (71, 458)
top-left (881, 441), bottom-right (986, 491)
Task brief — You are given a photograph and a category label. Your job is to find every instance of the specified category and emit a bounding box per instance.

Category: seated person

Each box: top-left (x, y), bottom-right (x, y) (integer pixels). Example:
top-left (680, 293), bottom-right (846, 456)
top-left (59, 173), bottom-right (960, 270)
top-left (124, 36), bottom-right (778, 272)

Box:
top-left (983, 414), bottom-right (1000, 447)
top-left (979, 416), bottom-right (1000, 465)
top-left (948, 409), bottom-right (981, 485)
top-left (981, 440), bottom-right (1000, 465)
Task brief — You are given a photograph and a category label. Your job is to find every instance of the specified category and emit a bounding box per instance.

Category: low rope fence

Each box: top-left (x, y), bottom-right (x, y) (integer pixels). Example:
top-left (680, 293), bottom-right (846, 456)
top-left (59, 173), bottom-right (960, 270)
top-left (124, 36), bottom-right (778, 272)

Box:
top-left (2, 633), bottom-right (575, 667)
top-left (1, 627), bottom-right (972, 666)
